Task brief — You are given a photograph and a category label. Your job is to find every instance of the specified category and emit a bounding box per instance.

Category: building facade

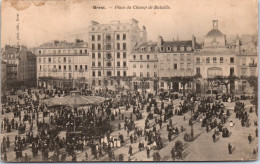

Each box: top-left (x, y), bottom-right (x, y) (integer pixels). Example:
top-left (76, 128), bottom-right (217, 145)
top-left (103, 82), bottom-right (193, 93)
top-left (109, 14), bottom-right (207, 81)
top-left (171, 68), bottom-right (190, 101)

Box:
top-left (2, 45), bottom-right (37, 90)
top-left (1, 61), bottom-right (7, 91)
top-left (129, 41), bottom-right (159, 93)
top-left (36, 40), bottom-right (90, 90)
top-left (157, 36), bottom-right (198, 92)
top-left (88, 19), bottom-right (146, 89)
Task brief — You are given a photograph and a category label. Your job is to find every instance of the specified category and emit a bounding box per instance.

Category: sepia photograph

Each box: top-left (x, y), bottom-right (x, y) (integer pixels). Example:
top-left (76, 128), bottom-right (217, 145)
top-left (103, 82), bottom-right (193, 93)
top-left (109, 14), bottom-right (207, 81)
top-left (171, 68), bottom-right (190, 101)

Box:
top-left (0, 0), bottom-right (259, 162)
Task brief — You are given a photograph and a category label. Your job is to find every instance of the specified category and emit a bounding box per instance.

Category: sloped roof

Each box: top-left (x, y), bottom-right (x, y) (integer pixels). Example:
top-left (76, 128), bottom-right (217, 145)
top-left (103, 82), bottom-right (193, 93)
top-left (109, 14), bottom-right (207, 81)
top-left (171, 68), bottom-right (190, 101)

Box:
top-left (38, 40), bottom-right (88, 49)
top-left (162, 40), bottom-right (192, 47)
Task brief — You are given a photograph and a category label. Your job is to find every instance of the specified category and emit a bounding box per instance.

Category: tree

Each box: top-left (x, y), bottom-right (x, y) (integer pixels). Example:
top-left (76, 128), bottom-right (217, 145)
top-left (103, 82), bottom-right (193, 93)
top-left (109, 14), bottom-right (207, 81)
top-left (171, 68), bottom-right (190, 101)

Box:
top-left (242, 76), bottom-right (258, 114)
top-left (214, 75), bottom-right (237, 94)
top-left (171, 76), bottom-right (196, 96)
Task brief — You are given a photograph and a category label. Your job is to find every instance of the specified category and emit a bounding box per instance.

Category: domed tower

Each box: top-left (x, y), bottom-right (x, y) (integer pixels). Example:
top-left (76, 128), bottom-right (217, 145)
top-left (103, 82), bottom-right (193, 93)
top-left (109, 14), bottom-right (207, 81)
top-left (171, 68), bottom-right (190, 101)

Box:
top-left (204, 20), bottom-right (226, 48)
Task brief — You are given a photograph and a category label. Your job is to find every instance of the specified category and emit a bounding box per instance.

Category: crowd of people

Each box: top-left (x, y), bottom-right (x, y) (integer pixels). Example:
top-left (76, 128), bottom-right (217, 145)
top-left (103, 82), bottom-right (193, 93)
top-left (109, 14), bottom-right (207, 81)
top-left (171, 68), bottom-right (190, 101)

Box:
top-left (1, 86), bottom-right (258, 162)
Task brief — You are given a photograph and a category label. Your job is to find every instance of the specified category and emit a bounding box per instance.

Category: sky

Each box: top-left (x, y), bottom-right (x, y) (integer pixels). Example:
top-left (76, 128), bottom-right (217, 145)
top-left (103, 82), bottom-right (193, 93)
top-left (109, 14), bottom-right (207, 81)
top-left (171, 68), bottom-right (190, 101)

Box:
top-left (1, 0), bottom-right (258, 48)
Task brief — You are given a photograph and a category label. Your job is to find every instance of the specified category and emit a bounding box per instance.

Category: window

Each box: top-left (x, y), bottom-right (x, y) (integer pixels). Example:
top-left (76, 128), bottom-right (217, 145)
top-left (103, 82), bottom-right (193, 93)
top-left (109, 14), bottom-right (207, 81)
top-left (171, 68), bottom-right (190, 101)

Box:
top-left (167, 47), bottom-right (171, 51)
top-left (220, 57), bottom-right (223, 63)
top-left (180, 54), bottom-right (184, 61)
top-left (107, 71), bottom-right (112, 76)
top-left (213, 57), bottom-right (217, 63)
top-left (80, 65), bottom-right (83, 70)
top-left (48, 58), bottom-right (51, 63)
top-left (250, 69), bottom-right (256, 76)
top-left (161, 82), bottom-right (164, 87)
top-left (187, 54), bottom-right (191, 61)
top-left (147, 63), bottom-right (150, 68)
top-left (196, 67), bottom-right (200, 75)
top-left (147, 72), bottom-right (150, 77)
top-left (80, 50), bottom-right (82, 54)
top-left (140, 72), bottom-right (143, 77)
top-left (230, 57), bottom-right (234, 64)
top-left (123, 71), bottom-right (126, 76)
top-left (106, 62), bottom-right (112, 67)
top-left (133, 72), bottom-right (136, 76)
top-left (174, 64), bottom-right (177, 70)
top-left (115, 71), bottom-right (119, 77)
top-left (43, 58), bottom-right (46, 63)
top-left (154, 64), bottom-right (157, 68)
top-left (116, 34), bottom-right (120, 40)
top-left (92, 61), bottom-right (95, 67)
top-left (117, 52), bottom-right (120, 59)
top-left (98, 61), bottom-right (101, 67)
top-left (123, 52), bottom-right (126, 58)
top-left (133, 55), bottom-right (136, 60)
top-left (38, 58), bottom-right (41, 63)
top-left (117, 61), bottom-right (120, 67)
top-left (147, 55), bottom-right (150, 60)
top-left (241, 68), bottom-right (247, 76)
top-left (123, 61), bottom-right (127, 67)
top-left (140, 64), bottom-right (143, 68)
top-left (123, 43), bottom-right (126, 50)
top-left (92, 80), bottom-right (95, 86)
top-left (154, 72), bottom-right (157, 77)
top-left (173, 54), bottom-right (178, 61)
top-left (123, 34), bottom-right (126, 40)
top-left (105, 53), bottom-right (111, 59)
top-left (98, 53), bottom-right (101, 59)
top-left (98, 43), bottom-right (101, 50)
top-left (92, 53), bottom-right (95, 59)
top-left (98, 80), bottom-right (101, 86)
top-left (106, 35), bottom-right (111, 41)
top-left (85, 65), bottom-right (88, 70)
top-left (117, 43), bottom-right (120, 50)
top-left (92, 71), bottom-right (95, 77)
top-left (106, 44), bottom-right (111, 50)
top-left (74, 65), bottom-right (77, 70)
top-left (206, 57), bottom-right (210, 63)
top-left (230, 67), bottom-right (234, 76)
top-left (64, 65), bottom-right (66, 70)
top-left (63, 57), bottom-right (66, 63)
top-left (242, 58), bottom-right (246, 66)
top-left (196, 57), bottom-right (200, 63)
top-left (68, 57), bottom-right (71, 63)
top-left (97, 35), bottom-right (101, 41)
top-left (133, 64), bottom-right (136, 68)
top-left (98, 71), bottom-right (101, 76)
top-left (140, 55), bottom-right (143, 60)
top-left (180, 63), bottom-right (184, 70)
top-left (92, 44), bottom-right (95, 50)
top-left (187, 63), bottom-right (191, 70)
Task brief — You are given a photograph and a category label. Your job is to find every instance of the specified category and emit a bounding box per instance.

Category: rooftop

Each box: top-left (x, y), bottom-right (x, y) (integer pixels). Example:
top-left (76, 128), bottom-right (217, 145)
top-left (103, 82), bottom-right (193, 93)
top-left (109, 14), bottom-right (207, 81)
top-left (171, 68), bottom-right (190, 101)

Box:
top-left (38, 40), bottom-right (87, 49)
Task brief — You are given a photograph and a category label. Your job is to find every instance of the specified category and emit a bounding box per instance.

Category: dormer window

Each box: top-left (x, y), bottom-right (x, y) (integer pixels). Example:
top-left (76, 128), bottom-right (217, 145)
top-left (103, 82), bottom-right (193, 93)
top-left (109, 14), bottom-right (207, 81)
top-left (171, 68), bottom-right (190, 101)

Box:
top-left (173, 47), bottom-right (177, 51)
top-left (186, 46), bottom-right (192, 51)
top-left (180, 46), bottom-right (185, 51)
top-left (167, 47), bottom-right (171, 51)
top-left (161, 47), bottom-right (164, 51)
top-left (141, 47), bottom-right (145, 52)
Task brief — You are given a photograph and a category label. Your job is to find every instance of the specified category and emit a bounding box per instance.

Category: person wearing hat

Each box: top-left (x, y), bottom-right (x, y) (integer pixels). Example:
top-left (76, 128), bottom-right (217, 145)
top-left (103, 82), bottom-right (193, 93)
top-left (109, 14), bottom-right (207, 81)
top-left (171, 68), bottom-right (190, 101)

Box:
top-left (128, 145), bottom-right (133, 156)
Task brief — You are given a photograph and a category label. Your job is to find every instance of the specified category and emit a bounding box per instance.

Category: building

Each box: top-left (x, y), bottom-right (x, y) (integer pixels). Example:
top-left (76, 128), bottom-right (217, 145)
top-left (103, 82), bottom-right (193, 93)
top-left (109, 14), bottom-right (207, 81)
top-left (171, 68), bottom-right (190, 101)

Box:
top-left (157, 36), bottom-right (198, 92)
top-left (1, 61), bottom-right (7, 91)
top-left (35, 40), bottom-right (90, 90)
top-left (193, 20), bottom-right (258, 95)
top-left (2, 45), bottom-right (37, 90)
top-left (129, 41), bottom-right (159, 93)
top-left (88, 19), bottom-right (146, 89)
top-left (236, 35), bottom-right (258, 94)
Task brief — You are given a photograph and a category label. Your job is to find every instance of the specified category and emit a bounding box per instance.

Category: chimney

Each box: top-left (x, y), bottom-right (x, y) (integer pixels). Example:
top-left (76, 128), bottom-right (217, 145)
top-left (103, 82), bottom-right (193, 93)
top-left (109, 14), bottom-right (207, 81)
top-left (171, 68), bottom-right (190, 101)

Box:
top-left (91, 21), bottom-right (99, 26)
top-left (212, 20), bottom-right (218, 29)
top-left (141, 26), bottom-right (147, 42)
top-left (192, 35), bottom-right (196, 49)
top-left (157, 36), bottom-right (163, 50)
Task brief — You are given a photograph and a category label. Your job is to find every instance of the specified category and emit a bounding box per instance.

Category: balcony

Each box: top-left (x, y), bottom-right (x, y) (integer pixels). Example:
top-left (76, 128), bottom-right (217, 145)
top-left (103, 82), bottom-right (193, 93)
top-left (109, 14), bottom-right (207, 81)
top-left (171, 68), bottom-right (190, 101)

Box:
top-left (249, 63), bottom-right (257, 67)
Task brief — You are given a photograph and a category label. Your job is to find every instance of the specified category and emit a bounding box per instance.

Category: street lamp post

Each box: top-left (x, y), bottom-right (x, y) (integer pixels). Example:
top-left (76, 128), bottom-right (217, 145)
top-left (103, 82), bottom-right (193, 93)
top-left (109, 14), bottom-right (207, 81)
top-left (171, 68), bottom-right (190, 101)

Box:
top-left (190, 100), bottom-right (195, 141)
